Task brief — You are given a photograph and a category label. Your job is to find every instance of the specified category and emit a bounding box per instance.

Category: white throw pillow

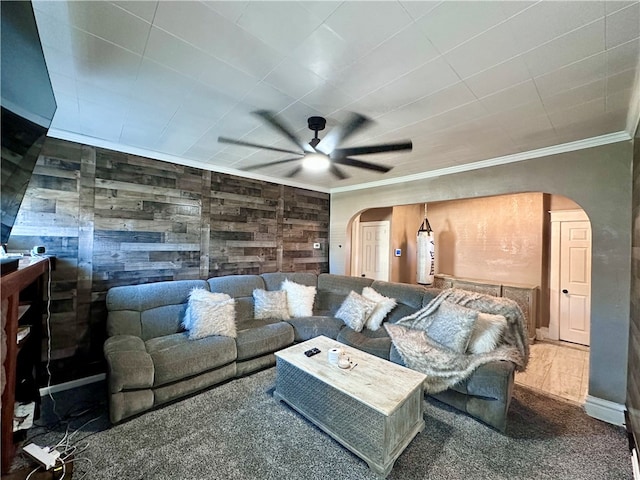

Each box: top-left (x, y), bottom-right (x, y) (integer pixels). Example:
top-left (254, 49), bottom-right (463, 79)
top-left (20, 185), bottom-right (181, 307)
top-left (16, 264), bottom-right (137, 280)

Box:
top-left (467, 312), bottom-right (508, 354)
top-left (183, 288), bottom-right (236, 339)
top-left (335, 290), bottom-right (377, 332)
top-left (253, 289), bottom-right (290, 320)
top-left (361, 286), bottom-right (397, 331)
top-left (281, 279), bottom-right (316, 317)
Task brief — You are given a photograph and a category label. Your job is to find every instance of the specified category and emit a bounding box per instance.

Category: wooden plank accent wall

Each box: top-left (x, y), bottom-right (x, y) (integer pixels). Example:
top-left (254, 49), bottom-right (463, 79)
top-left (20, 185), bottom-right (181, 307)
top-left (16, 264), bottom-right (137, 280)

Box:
top-left (6, 137), bottom-right (330, 383)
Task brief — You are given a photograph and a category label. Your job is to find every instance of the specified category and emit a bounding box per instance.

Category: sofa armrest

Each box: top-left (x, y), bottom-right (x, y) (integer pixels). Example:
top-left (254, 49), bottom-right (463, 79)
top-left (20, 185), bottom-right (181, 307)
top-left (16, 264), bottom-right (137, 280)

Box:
top-left (104, 335), bottom-right (154, 394)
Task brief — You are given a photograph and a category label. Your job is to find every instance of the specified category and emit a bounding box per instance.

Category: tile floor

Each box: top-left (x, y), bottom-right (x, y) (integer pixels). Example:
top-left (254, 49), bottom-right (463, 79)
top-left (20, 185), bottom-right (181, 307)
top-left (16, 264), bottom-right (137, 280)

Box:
top-left (515, 340), bottom-right (589, 404)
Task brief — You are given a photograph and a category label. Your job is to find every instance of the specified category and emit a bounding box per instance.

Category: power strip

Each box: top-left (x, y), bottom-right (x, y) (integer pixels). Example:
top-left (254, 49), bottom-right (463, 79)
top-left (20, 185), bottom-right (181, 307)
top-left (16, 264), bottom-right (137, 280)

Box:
top-left (23, 443), bottom-right (59, 470)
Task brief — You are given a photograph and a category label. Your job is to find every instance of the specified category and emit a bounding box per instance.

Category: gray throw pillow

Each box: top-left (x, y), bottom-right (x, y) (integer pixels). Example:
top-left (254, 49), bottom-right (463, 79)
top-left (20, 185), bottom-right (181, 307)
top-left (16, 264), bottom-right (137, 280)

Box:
top-left (335, 290), bottom-right (377, 332)
top-left (424, 301), bottom-right (477, 353)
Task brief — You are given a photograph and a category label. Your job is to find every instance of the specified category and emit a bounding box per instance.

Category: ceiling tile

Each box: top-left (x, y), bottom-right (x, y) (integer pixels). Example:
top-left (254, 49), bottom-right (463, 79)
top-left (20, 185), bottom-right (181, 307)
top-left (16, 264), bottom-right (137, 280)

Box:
top-left (444, 21), bottom-right (521, 78)
top-left (498, 1), bottom-right (538, 18)
top-left (606, 88), bottom-right (633, 112)
top-left (300, 83), bottom-right (356, 116)
top-left (144, 27), bottom-right (209, 79)
top-left (289, 25), bottom-right (358, 79)
top-left (606, 38), bottom-right (640, 74)
top-left (64, 1), bottom-right (152, 55)
top-left (197, 56), bottom-right (260, 100)
top-left (263, 58), bottom-right (326, 99)
top-left (297, 1), bottom-right (342, 20)
top-left (523, 19), bottom-right (605, 77)
top-left (179, 84), bottom-right (237, 122)
top-left (132, 58), bottom-right (196, 106)
top-left (462, 56), bottom-right (532, 98)
top-left (201, 1), bottom-right (249, 23)
top-left (606, 1), bottom-right (639, 15)
top-left (549, 97), bottom-right (606, 129)
top-left (348, 55), bottom-right (461, 117)
top-left (417, 1), bottom-right (509, 53)
top-left (324, 2), bottom-right (413, 57)
top-left (533, 52), bottom-right (606, 98)
top-left (330, 24), bottom-right (440, 99)
top-left (541, 79), bottom-right (605, 113)
top-left (378, 82), bottom-right (478, 131)
top-left (153, 1), bottom-right (283, 78)
top-left (479, 80), bottom-right (541, 114)
top-left (235, 2), bottom-right (324, 53)
top-left (399, 1), bottom-right (442, 20)
top-left (506, 1), bottom-right (604, 52)
top-left (111, 1), bottom-right (158, 22)
top-left (607, 68), bottom-right (639, 94)
top-left (605, 2), bottom-right (640, 48)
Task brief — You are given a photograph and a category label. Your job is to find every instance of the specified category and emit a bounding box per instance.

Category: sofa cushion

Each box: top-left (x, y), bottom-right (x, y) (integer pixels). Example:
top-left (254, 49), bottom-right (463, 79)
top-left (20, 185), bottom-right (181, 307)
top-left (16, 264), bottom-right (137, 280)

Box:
top-left (337, 327), bottom-right (392, 360)
top-left (146, 333), bottom-right (237, 387)
top-left (235, 322), bottom-right (294, 361)
top-left (261, 272), bottom-right (317, 291)
top-left (285, 316), bottom-right (345, 342)
top-left (184, 289), bottom-right (236, 339)
top-left (317, 273), bottom-right (374, 295)
top-left (104, 335), bottom-right (154, 393)
top-left (107, 279), bottom-right (208, 340)
top-left (370, 280), bottom-right (425, 310)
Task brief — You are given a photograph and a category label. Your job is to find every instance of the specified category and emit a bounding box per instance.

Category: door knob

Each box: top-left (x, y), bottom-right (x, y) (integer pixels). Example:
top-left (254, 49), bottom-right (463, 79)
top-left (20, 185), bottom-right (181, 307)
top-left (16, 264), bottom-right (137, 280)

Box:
top-left (562, 289), bottom-right (568, 294)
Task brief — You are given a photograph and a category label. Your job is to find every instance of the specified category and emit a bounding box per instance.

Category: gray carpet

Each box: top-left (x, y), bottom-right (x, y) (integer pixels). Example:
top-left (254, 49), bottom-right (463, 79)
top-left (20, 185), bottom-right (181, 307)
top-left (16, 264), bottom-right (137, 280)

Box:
top-left (27, 368), bottom-right (631, 479)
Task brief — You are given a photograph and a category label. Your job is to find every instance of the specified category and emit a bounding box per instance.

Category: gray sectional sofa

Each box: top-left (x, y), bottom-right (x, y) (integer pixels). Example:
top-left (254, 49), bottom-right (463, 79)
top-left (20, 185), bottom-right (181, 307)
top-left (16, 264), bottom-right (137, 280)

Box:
top-left (104, 272), bottom-right (518, 431)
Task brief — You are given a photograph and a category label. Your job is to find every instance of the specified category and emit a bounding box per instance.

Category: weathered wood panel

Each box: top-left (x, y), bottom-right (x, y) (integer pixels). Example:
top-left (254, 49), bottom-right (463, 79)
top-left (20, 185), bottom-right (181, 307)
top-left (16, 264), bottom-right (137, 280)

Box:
top-left (6, 137), bottom-right (330, 384)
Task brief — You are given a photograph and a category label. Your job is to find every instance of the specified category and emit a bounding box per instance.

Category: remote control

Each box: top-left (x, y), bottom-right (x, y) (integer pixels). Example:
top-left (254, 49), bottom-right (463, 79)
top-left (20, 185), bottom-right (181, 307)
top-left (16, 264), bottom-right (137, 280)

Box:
top-left (304, 347), bottom-right (321, 357)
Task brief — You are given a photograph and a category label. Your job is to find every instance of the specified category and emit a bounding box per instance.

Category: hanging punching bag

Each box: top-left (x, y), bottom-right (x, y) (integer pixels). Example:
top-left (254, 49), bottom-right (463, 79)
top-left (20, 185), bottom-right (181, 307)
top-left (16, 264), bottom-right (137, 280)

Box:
top-left (416, 218), bottom-right (435, 285)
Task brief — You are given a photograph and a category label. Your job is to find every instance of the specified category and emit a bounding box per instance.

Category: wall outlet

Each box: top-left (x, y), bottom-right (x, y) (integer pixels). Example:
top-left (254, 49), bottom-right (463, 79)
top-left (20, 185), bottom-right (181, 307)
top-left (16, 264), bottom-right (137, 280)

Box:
top-left (313, 243), bottom-right (321, 249)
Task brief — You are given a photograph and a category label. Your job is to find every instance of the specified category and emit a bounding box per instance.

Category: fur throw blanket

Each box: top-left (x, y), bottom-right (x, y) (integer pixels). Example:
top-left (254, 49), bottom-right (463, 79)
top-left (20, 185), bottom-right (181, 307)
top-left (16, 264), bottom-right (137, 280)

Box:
top-left (385, 288), bottom-right (529, 394)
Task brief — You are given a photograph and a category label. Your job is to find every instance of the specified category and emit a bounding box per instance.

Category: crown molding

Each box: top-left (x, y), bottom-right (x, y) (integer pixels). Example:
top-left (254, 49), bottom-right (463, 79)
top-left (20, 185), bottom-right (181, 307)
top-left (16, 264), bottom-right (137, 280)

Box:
top-left (45, 129), bottom-right (331, 194)
top-left (330, 131), bottom-right (632, 194)
top-left (47, 128), bottom-right (631, 197)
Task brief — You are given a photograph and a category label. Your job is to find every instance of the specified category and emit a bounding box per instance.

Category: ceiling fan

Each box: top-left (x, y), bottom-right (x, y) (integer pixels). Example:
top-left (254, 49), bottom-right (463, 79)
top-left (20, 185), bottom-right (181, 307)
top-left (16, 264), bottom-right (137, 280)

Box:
top-left (218, 110), bottom-right (412, 180)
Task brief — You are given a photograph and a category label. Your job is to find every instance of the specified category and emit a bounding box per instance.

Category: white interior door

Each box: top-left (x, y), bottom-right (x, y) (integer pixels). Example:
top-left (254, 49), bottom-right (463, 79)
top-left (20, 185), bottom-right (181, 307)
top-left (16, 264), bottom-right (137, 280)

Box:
top-left (359, 221), bottom-right (390, 281)
top-left (558, 220), bottom-right (591, 345)
top-left (549, 210), bottom-right (591, 346)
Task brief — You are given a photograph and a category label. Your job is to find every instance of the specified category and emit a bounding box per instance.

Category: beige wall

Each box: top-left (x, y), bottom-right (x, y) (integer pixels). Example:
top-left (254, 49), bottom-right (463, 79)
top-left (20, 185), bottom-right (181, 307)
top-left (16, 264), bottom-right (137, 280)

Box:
top-left (390, 204), bottom-right (422, 283)
top-left (427, 193), bottom-right (545, 286)
top-left (331, 141), bottom-right (632, 407)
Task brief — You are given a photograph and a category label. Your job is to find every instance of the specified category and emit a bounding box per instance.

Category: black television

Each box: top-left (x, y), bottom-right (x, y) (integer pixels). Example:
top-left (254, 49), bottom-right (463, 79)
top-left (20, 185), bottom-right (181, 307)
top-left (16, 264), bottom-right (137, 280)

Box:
top-left (1, 1), bottom-right (56, 245)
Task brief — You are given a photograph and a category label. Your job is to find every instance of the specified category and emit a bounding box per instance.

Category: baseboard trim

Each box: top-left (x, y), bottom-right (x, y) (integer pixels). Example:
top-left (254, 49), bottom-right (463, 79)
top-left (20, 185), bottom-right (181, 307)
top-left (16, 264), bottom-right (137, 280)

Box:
top-left (39, 373), bottom-right (106, 397)
top-left (584, 395), bottom-right (626, 426)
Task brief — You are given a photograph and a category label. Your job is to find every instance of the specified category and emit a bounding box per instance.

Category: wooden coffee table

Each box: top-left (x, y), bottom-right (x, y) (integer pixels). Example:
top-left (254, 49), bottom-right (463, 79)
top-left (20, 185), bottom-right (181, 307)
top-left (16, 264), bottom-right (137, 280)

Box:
top-left (274, 336), bottom-right (427, 477)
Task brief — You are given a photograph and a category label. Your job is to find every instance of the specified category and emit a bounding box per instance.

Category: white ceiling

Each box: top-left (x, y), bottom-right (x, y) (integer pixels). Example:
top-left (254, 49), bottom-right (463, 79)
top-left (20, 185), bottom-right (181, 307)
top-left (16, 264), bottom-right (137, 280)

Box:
top-left (32, 1), bottom-right (640, 193)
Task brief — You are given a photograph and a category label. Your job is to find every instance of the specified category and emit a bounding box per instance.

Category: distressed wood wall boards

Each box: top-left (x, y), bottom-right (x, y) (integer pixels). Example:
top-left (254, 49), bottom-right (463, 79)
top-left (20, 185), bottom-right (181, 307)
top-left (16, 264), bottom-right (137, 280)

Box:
top-left (7, 137), bottom-right (329, 383)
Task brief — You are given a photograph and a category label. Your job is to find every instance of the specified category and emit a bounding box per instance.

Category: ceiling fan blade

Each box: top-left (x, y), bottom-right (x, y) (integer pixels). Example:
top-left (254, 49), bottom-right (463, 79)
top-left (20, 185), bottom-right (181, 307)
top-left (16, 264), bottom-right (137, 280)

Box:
top-left (315, 112), bottom-right (372, 155)
top-left (253, 110), bottom-right (315, 154)
top-left (332, 141), bottom-right (412, 158)
top-left (218, 136), bottom-right (304, 156)
top-left (332, 156), bottom-right (392, 173)
top-left (285, 165), bottom-right (304, 178)
top-left (329, 163), bottom-right (349, 180)
top-left (243, 157), bottom-right (302, 171)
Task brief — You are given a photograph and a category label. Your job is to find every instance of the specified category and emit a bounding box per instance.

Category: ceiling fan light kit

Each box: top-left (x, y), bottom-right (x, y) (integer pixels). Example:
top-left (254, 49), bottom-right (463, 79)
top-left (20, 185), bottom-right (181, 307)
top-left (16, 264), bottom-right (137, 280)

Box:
top-left (218, 111), bottom-right (412, 180)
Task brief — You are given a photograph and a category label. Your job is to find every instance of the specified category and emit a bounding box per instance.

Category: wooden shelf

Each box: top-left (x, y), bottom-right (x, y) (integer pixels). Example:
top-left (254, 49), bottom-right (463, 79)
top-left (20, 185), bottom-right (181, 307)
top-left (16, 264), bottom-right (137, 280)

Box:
top-left (1, 257), bottom-right (50, 474)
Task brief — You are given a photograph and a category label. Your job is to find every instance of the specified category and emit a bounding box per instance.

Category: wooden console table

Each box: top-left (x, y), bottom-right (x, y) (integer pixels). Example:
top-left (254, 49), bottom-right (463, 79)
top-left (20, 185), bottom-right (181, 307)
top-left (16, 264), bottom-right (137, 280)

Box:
top-left (1, 256), bottom-right (49, 474)
top-left (433, 274), bottom-right (539, 343)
